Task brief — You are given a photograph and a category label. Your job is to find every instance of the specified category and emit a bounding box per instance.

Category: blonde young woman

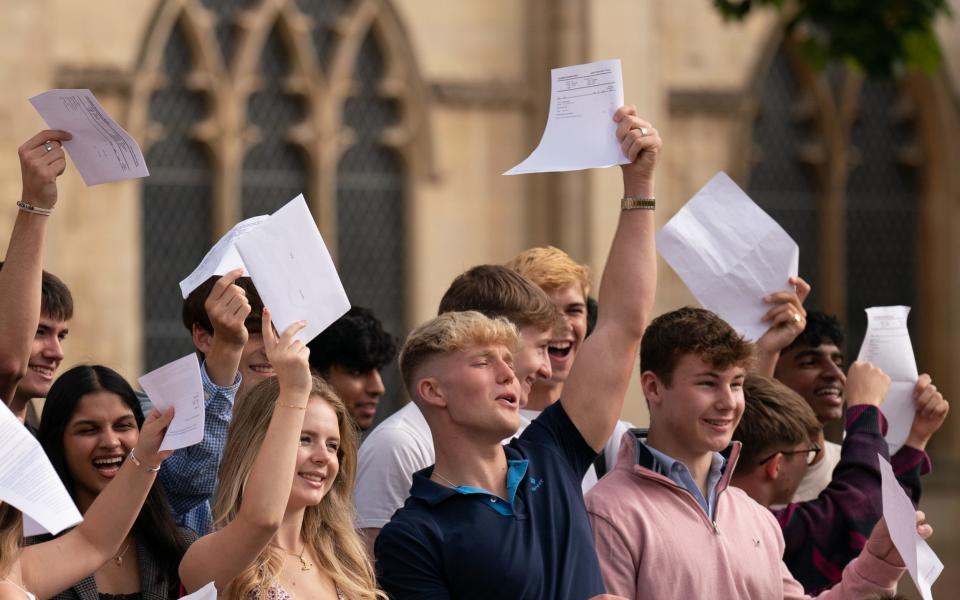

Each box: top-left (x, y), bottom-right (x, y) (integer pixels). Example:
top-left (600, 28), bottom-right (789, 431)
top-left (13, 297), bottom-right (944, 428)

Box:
top-left (0, 410), bottom-right (172, 600)
top-left (179, 308), bottom-right (384, 599)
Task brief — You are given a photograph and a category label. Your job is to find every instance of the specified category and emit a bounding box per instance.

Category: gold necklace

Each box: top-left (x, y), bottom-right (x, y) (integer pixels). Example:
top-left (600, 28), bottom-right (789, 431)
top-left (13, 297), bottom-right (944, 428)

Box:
top-left (271, 543), bottom-right (313, 571)
top-left (113, 541), bottom-right (131, 567)
top-left (432, 471), bottom-right (460, 488)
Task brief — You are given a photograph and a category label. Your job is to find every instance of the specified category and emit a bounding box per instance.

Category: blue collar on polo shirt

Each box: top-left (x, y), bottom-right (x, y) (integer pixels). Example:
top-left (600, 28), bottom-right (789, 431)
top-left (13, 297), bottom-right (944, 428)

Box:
top-left (421, 459), bottom-right (529, 516)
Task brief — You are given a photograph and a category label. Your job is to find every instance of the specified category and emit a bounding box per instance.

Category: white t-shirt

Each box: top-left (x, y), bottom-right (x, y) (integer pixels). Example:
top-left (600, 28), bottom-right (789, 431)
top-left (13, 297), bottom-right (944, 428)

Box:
top-left (354, 402), bottom-right (634, 528)
top-left (791, 440), bottom-right (842, 503)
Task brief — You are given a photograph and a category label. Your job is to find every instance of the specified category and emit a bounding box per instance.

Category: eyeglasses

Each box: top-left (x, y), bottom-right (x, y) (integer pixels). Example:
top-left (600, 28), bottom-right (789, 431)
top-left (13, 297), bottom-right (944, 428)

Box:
top-left (757, 444), bottom-right (822, 466)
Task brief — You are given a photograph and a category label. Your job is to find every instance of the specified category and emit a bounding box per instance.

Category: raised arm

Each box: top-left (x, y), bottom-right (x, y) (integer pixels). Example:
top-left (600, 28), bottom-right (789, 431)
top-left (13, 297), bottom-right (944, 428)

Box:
top-left (0, 130), bottom-right (71, 402)
top-left (179, 309), bottom-right (310, 593)
top-left (19, 408), bottom-right (173, 599)
top-left (560, 105), bottom-right (660, 451)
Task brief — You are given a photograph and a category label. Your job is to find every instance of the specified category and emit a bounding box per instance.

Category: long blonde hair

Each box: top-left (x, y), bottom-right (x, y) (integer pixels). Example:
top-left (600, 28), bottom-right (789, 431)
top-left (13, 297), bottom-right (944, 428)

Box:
top-left (0, 503), bottom-right (22, 577)
top-left (212, 376), bottom-right (384, 599)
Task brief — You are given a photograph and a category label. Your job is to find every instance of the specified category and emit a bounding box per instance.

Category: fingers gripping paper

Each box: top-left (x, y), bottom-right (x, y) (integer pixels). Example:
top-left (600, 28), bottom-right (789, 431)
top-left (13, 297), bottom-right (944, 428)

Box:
top-left (857, 306), bottom-right (920, 454)
top-left (656, 172), bottom-right (799, 341)
top-left (0, 401), bottom-right (83, 535)
top-left (138, 354), bottom-right (206, 452)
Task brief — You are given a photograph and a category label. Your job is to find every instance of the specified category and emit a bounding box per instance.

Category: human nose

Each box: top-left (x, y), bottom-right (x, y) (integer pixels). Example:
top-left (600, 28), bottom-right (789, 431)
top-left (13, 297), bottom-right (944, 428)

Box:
top-left (43, 336), bottom-right (64, 360)
top-left (537, 350), bottom-right (552, 381)
top-left (823, 360), bottom-right (846, 384)
top-left (716, 385), bottom-right (738, 410)
top-left (497, 358), bottom-right (516, 384)
top-left (367, 370), bottom-right (385, 396)
top-left (99, 429), bottom-right (122, 450)
top-left (311, 446), bottom-right (331, 465)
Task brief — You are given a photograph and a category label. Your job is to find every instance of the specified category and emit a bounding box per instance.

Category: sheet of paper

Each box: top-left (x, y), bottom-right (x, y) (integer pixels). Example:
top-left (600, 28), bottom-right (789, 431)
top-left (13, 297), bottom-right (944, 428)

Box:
top-left (137, 354), bottom-right (205, 452)
top-left (234, 195), bottom-right (350, 345)
top-left (878, 454), bottom-right (943, 600)
top-left (29, 89), bottom-right (149, 186)
top-left (181, 582), bottom-right (217, 599)
top-left (179, 215), bottom-right (269, 298)
top-left (504, 59), bottom-right (628, 175)
top-left (0, 401), bottom-right (83, 535)
top-left (656, 172), bottom-right (799, 341)
top-left (857, 306), bottom-right (919, 454)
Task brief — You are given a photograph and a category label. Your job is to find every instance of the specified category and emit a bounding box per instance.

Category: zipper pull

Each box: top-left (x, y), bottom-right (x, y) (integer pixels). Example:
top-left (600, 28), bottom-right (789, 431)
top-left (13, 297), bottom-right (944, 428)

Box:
top-left (712, 521), bottom-right (720, 535)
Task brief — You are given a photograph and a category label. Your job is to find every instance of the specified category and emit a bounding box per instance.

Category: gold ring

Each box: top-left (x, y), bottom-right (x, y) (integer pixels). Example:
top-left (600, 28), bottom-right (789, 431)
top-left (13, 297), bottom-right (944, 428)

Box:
top-left (793, 313), bottom-right (802, 323)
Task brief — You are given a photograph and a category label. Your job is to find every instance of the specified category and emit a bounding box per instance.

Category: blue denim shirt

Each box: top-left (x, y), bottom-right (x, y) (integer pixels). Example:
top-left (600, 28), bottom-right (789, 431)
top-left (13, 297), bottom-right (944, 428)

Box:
top-left (642, 441), bottom-right (725, 519)
top-left (144, 362), bottom-right (241, 535)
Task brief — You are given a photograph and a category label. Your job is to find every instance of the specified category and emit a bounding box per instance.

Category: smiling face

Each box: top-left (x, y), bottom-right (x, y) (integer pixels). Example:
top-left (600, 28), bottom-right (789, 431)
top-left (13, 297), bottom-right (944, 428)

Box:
top-left (774, 343), bottom-right (846, 423)
top-left (323, 364), bottom-right (385, 431)
top-left (17, 316), bottom-right (69, 400)
top-left (514, 326), bottom-right (552, 406)
top-left (238, 332), bottom-right (275, 399)
top-left (288, 396), bottom-right (341, 511)
top-left (62, 391), bottom-right (139, 511)
top-left (645, 354), bottom-right (746, 464)
top-left (542, 285), bottom-right (587, 385)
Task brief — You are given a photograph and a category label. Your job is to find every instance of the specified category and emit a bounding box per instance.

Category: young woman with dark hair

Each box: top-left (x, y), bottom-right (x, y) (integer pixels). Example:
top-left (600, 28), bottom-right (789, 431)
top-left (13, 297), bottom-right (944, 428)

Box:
top-left (31, 365), bottom-right (194, 599)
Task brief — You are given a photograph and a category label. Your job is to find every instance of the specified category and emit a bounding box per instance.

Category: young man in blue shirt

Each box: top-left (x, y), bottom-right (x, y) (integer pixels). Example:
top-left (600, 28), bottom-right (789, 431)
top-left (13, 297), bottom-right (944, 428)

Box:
top-left (374, 104), bottom-right (660, 599)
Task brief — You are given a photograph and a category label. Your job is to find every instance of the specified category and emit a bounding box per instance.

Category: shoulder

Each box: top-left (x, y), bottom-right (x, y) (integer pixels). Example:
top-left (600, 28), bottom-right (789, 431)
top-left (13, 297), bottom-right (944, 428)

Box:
top-left (585, 467), bottom-right (643, 516)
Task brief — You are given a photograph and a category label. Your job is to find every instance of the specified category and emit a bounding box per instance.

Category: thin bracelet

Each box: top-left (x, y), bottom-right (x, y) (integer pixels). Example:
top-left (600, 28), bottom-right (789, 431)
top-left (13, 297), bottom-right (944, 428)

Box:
top-left (128, 448), bottom-right (162, 472)
top-left (278, 402), bottom-right (307, 410)
top-left (16, 200), bottom-right (54, 216)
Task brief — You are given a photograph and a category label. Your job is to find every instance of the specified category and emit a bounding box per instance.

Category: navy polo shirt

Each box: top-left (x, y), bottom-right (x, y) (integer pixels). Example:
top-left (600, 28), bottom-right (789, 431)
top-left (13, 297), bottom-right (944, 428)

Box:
top-left (374, 401), bottom-right (604, 599)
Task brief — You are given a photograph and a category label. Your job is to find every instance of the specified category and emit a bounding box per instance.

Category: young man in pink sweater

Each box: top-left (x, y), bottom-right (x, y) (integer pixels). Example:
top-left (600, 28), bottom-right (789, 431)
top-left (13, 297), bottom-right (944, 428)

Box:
top-left (585, 307), bottom-right (932, 599)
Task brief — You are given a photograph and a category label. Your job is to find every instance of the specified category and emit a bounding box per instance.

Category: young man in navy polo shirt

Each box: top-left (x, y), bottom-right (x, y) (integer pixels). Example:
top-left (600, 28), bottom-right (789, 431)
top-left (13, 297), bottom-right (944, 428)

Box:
top-left (374, 105), bottom-right (660, 599)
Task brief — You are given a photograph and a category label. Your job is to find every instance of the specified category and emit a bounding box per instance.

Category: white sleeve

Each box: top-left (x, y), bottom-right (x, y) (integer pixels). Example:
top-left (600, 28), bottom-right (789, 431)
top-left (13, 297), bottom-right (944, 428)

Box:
top-left (354, 425), bottom-right (434, 529)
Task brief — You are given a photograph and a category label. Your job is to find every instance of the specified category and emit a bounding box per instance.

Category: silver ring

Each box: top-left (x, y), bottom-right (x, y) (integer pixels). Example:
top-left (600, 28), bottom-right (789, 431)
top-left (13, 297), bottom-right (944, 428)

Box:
top-left (639, 127), bottom-right (649, 137)
top-left (43, 141), bottom-right (54, 153)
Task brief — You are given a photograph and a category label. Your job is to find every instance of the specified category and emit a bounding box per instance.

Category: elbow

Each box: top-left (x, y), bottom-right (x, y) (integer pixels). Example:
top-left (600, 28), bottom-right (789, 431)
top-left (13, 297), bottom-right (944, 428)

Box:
top-left (237, 504), bottom-right (283, 537)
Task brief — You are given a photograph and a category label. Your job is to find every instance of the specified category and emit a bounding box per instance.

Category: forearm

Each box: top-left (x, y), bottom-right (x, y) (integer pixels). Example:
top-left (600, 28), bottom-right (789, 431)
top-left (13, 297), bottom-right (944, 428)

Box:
top-left (237, 389), bottom-right (306, 527)
top-left (204, 340), bottom-right (243, 387)
top-left (0, 211), bottom-right (47, 387)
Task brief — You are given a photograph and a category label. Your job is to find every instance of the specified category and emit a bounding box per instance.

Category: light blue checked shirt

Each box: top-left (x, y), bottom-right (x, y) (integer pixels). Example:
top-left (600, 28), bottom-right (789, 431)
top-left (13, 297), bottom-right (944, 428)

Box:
top-left (140, 361), bottom-right (241, 535)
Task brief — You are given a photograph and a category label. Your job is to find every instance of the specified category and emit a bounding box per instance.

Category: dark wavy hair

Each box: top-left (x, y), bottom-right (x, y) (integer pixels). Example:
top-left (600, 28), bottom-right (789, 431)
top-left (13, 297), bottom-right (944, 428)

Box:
top-left (307, 306), bottom-right (398, 374)
top-left (37, 365), bottom-right (189, 577)
top-left (783, 310), bottom-right (845, 353)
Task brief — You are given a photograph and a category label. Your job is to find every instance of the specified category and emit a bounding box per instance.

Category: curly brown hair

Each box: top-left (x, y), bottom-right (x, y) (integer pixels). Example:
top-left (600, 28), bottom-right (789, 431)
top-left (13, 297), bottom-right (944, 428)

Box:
top-left (640, 307), bottom-right (754, 385)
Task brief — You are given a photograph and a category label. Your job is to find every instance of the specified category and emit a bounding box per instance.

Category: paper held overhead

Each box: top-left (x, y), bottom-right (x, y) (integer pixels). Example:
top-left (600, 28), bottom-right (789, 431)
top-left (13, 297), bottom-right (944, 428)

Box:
top-left (180, 195), bottom-right (350, 345)
top-left (29, 89), bottom-right (149, 186)
top-left (138, 354), bottom-right (206, 452)
top-left (0, 400), bottom-right (83, 535)
top-left (857, 306), bottom-right (920, 454)
top-left (234, 195), bottom-right (351, 345)
top-left (656, 172), bottom-right (799, 341)
top-left (504, 59), bottom-right (629, 175)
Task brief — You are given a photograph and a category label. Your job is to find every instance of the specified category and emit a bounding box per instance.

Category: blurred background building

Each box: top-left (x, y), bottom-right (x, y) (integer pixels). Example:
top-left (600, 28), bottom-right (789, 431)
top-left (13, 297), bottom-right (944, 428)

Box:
top-left (1, 2), bottom-right (957, 595)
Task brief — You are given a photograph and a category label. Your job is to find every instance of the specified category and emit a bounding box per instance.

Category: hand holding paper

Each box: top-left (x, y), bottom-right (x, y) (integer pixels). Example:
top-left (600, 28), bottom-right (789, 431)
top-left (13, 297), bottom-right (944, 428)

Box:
top-left (138, 354), bottom-right (205, 452)
top-left (876, 454), bottom-right (942, 600)
top-left (29, 89), bottom-right (149, 186)
top-left (0, 401), bottom-right (82, 535)
top-left (657, 172), bottom-right (799, 341)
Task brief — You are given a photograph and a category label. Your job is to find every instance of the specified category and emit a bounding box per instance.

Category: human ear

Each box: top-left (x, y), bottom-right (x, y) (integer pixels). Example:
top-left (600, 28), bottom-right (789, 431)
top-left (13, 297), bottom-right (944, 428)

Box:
top-left (192, 324), bottom-right (214, 354)
top-left (417, 377), bottom-right (446, 409)
top-left (641, 371), bottom-right (663, 409)
top-left (763, 453), bottom-right (782, 480)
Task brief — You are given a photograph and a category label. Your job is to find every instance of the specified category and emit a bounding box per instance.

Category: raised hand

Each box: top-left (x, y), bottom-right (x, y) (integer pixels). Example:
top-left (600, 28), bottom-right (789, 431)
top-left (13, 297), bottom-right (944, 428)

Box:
top-left (134, 408), bottom-right (175, 467)
top-left (206, 268), bottom-right (251, 348)
top-left (261, 307), bottom-right (311, 396)
top-left (614, 105), bottom-right (662, 197)
top-left (19, 129), bottom-right (73, 210)
top-left (904, 374), bottom-right (950, 451)
top-left (865, 512), bottom-right (933, 566)
top-left (844, 362), bottom-right (891, 408)
top-left (757, 276), bottom-right (810, 352)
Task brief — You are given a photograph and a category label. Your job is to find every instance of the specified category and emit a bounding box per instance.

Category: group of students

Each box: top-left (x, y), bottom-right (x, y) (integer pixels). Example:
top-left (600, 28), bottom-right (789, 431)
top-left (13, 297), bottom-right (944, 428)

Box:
top-left (0, 104), bottom-right (948, 599)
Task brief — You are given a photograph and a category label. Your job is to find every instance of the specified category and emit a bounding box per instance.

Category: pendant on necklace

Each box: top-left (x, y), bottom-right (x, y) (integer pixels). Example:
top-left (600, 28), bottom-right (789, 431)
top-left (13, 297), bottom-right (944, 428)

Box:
top-left (298, 555), bottom-right (313, 571)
